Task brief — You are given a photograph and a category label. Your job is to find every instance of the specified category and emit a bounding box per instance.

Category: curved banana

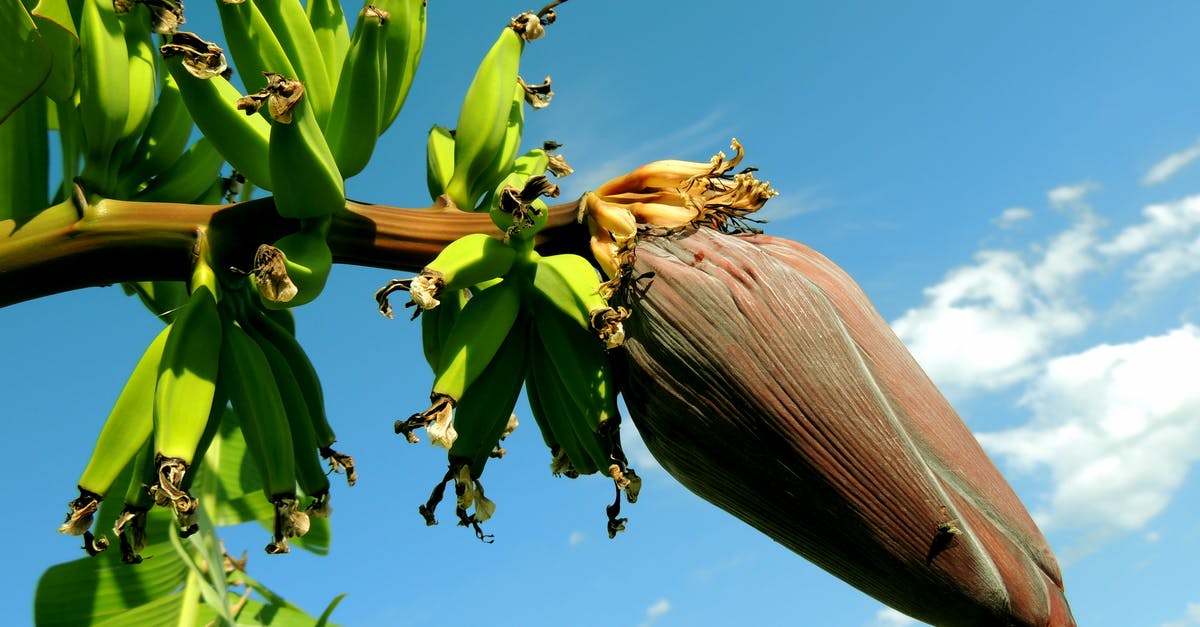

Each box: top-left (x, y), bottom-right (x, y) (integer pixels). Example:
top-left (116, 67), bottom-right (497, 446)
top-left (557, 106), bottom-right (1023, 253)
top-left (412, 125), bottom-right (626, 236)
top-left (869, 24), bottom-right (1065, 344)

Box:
top-left (375, 233), bottom-right (516, 314)
top-left (151, 247), bottom-right (223, 526)
top-left (244, 315), bottom-right (333, 517)
top-left (443, 23), bottom-right (523, 211)
top-left (464, 81), bottom-right (525, 212)
top-left (253, 219), bottom-right (333, 308)
top-left (220, 314), bottom-right (306, 554)
top-left (216, 0), bottom-right (297, 97)
top-left (77, 0), bottom-right (131, 170)
top-left (161, 43), bottom-right (273, 190)
top-left (58, 323), bottom-right (171, 539)
top-left (133, 136), bottom-right (225, 202)
top-left (325, 4), bottom-right (389, 179)
top-left (267, 88), bottom-right (345, 220)
top-left (120, 3), bottom-right (157, 145)
top-left (420, 285), bottom-right (466, 372)
top-left (447, 313), bottom-right (530, 478)
top-left (252, 0), bottom-right (333, 126)
top-left (377, 0), bottom-right (426, 133)
top-left (113, 436), bottom-right (157, 563)
top-left (120, 70), bottom-right (195, 189)
top-left (306, 0), bottom-right (350, 85)
top-left (531, 252), bottom-right (627, 348)
top-left (241, 301), bottom-right (356, 485)
top-left (425, 124), bottom-right (455, 202)
top-left (396, 277), bottom-right (523, 448)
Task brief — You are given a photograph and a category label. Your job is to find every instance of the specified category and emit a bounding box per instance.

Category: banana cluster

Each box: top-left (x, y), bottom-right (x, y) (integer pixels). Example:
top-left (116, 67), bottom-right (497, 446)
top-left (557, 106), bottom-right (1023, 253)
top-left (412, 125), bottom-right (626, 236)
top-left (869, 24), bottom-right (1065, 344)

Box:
top-left (377, 215), bottom-right (639, 540)
top-left (426, 11), bottom-right (569, 213)
top-left (59, 236), bottom-right (355, 560)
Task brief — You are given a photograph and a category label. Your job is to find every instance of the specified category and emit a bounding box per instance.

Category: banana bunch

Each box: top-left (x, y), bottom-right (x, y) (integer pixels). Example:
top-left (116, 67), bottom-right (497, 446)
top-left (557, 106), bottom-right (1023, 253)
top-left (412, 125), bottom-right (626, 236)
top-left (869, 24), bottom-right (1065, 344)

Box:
top-left (378, 187), bottom-right (640, 538)
top-left (59, 235), bottom-right (355, 557)
top-left (433, 11), bottom-right (560, 212)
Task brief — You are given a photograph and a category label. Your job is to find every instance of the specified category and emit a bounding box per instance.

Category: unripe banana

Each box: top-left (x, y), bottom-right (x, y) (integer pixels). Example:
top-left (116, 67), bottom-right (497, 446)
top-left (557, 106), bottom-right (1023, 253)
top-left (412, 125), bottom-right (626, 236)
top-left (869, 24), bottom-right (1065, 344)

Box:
top-left (253, 221), bottom-right (334, 308)
top-left (113, 436), bottom-right (157, 563)
top-left (244, 316), bottom-right (332, 516)
top-left (447, 314), bottom-right (529, 479)
top-left (531, 252), bottom-right (627, 348)
top-left (325, 5), bottom-right (388, 179)
top-left (216, 0), bottom-right (297, 96)
top-left (420, 285), bottom-right (466, 371)
top-left (242, 300), bottom-right (355, 484)
top-left (306, 0), bottom-right (351, 85)
top-left (268, 92), bottom-right (345, 219)
top-left (219, 316), bottom-right (305, 553)
top-left (252, 0), bottom-right (333, 126)
top-left (120, 70), bottom-right (195, 188)
top-left (397, 277), bottom-right (522, 448)
top-left (123, 280), bottom-right (190, 324)
top-left (120, 4), bottom-right (157, 144)
top-left (464, 81), bottom-right (525, 212)
top-left (488, 174), bottom-right (552, 241)
top-left (425, 124), bottom-right (455, 201)
top-left (376, 0), bottom-right (426, 133)
top-left (132, 136), bottom-right (225, 202)
top-left (151, 248), bottom-right (223, 523)
top-left (77, 0), bottom-right (131, 166)
top-left (378, 233), bottom-right (516, 313)
top-left (443, 24), bottom-right (523, 211)
top-left (58, 323), bottom-right (171, 538)
top-left (161, 45), bottom-right (273, 190)
top-left (525, 337), bottom-right (602, 476)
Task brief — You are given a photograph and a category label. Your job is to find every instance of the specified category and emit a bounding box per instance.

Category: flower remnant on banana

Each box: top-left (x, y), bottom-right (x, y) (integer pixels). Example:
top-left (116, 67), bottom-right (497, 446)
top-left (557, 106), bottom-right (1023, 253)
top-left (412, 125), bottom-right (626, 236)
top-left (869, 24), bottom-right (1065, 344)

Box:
top-left (609, 223), bottom-right (1075, 624)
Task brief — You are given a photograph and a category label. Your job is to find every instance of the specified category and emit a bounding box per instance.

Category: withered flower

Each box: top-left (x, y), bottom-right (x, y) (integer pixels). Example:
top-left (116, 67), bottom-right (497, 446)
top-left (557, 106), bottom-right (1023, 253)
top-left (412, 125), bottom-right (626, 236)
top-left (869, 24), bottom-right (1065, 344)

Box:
top-left (615, 226), bottom-right (1076, 627)
top-left (159, 32), bottom-right (228, 79)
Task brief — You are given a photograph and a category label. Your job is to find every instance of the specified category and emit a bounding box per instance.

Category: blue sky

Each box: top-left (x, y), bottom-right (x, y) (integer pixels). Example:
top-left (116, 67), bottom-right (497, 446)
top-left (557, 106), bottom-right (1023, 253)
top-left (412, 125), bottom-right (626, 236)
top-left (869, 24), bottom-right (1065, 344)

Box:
top-left (6, 1), bottom-right (1200, 625)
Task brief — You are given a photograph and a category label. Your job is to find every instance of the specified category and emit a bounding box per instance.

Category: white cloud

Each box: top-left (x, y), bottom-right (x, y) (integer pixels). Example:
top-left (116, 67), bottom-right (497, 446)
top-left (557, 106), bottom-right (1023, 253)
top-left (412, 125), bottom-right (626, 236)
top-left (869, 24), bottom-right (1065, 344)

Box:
top-left (866, 606), bottom-right (926, 627)
top-left (638, 598), bottom-right (671, 627)
top-left (1098, 195), bottom-right (1200, 294)
top-left (992, 206), bottom-right (1033, 229)
top-left (1047, 181), bottom-right (1098, 208)
top-left (977, 325), bottom-right (1200, 544)
top-left (1144, 139), bottom-right (1200, 186)
top-left (1161, 601), bottom-right (1200, 627)
top-left (891, 210), bottom-right (1097, 393)
top-left (568, 531), bottom-right (585, 546)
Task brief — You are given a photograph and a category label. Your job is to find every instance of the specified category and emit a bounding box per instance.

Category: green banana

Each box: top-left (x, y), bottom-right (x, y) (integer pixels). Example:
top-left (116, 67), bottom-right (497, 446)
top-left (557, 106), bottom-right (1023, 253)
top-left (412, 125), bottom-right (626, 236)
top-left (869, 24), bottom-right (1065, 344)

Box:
top-left (0, 94), bottom-right (49, 220)
top-left (397, 277), bottom-right (523, 448)
top-left (58, 323), bottom-right (171, 539)
top-left (447, 313), bottom-right (529, 479)
top-left (525, 336), bottom-right (600, 476)
top-left (122, 280), bottom-right (191, 324)
top-left (219, 315), bottom-right (306, 554)
top-left (443, 24), bottom-right (523, 212)
top-left (150, 248), bottom-right (223, 526)
top-left (464, 81), bottom-right (525, 212)
top-left (244, 315), bottom-right (333, 516)
top-left (253, 220), bottom-right (334, 308)
top-left (242, 300), bottom-right (355, 484)
top-left (375, 233), bottom-right (516, 314)
top-left (306, 0), bottom-right (350, 85)
top-left (161, 46), bottom-right (273, 190)
top-left (119, 69), bottom-right (195, 189)
top-left (530, 252), bottom-right (627, 348)
top-left (216, 0), bottom-right (298, 97)
top-left (77, 0), bottom-right (130, 170)
top-left (251, 0), bottom-right (333, 126)
top-left (425, 124), bottom-right (455, 202)
top-left (522, 347), bottom-right (572, 477)
top-left (324, 4), bottom-right (388, 179)
top-left (120, 3), bottom-right (157, 145)
top-left (420, 285), bottom-right (467, 372)
top-left (133, 136), bottom-right (225, 202)
top-left (267, 89), bottom-right (345, 219)
top-left (376, 0), bottom-right (425, 133)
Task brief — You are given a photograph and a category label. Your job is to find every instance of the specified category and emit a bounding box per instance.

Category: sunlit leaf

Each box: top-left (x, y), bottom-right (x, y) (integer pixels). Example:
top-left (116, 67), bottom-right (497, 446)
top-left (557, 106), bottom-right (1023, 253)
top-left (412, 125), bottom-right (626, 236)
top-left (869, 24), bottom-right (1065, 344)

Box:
top-left (0, 0), bottom-right (52, 123)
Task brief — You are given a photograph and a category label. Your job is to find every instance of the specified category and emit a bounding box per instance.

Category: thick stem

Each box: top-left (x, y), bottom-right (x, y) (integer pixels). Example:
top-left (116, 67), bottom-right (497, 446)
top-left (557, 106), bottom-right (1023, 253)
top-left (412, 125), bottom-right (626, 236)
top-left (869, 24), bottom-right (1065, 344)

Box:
top-left (0, 190), bottom-right (588, 307)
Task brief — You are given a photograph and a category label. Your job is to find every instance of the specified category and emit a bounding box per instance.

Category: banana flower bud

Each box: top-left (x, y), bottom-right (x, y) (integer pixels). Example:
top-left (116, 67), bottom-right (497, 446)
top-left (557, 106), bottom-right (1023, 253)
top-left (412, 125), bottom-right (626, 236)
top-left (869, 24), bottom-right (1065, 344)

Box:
top-left (615, 227), bottom-right (1076, 627)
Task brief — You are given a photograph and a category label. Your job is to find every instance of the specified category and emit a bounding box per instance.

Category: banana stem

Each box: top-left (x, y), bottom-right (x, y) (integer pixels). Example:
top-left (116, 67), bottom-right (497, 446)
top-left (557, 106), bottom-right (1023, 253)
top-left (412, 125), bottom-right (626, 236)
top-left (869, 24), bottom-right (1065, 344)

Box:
top-left (0, 185), bottom-right (588, 307)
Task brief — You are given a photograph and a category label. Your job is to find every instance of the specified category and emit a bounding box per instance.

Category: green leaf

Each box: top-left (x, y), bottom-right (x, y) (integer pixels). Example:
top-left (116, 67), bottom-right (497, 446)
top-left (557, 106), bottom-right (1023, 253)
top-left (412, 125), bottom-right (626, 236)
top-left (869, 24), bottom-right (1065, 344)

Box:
top-left (0, 0), bottom-right (53, 123)
top-left (34, 510), bottom-right (188, 626)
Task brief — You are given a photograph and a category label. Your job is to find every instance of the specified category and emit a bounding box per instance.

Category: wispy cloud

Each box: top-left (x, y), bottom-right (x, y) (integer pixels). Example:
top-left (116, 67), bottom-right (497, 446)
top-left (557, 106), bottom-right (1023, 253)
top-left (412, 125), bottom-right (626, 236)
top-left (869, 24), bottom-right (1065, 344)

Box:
top-left (637, 598), bottom-right (672, 627)
top-left (1144, 139), bottom-right (1200, 186)
top-left (756, 186), bottom-right (830, 223)
top-left (1161, 601), bottom-right (1200, 627)
top-left (992, 206), bottom-right (1033, 229)
top-left (1047, 181), bottom-right (1099, 208)
top-left (568, 531), bottom-right (585, 546)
